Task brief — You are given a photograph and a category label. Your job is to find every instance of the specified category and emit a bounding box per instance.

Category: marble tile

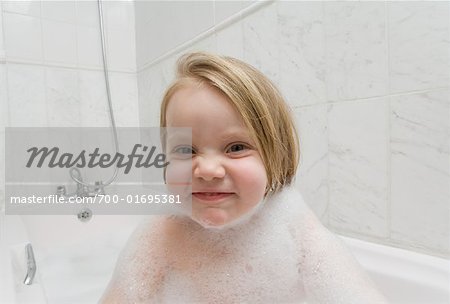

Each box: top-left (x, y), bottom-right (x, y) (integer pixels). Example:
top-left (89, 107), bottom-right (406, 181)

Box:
top-left (109, 72), bottom-right (139, 127)
top-left (134, 1), bottom-right (153, 68)
top-left (134, 0), bottom-right (151, 28)
top-left (76, 25), bottom-right (102, 69)
top-left (138, 64), bottom-right (167, 127)
top-left (3, 13), bottom-right (43, 63)
top-left (328, 99), bottom-right (389, 237)
top-left (2, 1), bottom-right (41, 17)
top-left (241, 0), bottom-right (257, 11)
top-left (79, 70), bottom-right (109, 127)
top-left (324, 2), bottom-right (388, 101)
top-left (103, 1), bottom-right (135, 31)
top-left (0, 7), bottom-right (5, 60)
top-left (75, 1), bottom-right (98, 28)
top-left (41, 1), bottom-right (76, 24)
top-left (160, 55), bottom-right (178, 86)
top-left (243, 2), bottom-right (279, 85)
top-left (0, 65), bottom-right (5, 203)
top-left (390, 89), bottom-right (450, 255)
top-left (388, 2), bottom-right (450, 93)
top-left (134, 1), bottom-right (214, 65)
top-left (0, 65), bottom-right (8, 128)
top-left (42, 19), bottom-right (77, 66)
top-left (7, 64), bottom-right (47, 127)
top-left (293, 105), bottom-right (329, 223)
top-left (216, 19), bottom-right (244, 60)
top-left (0, 130), bottom-right (4, 212)
top-left (182, 32), bottom-right (217, 57)
top-left (214, 1), bottom-right (243, 25)
top-left (106, 28), bottom-right (136, 72)
top-left (278, 1), bottom-right (326, 108)
top-left (45, 67), bottom-right (81, 127)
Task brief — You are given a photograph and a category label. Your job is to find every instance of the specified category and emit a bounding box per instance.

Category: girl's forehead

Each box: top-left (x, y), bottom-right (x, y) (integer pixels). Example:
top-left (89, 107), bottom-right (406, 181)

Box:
top-left (166, 86), bottom-right (242, 123)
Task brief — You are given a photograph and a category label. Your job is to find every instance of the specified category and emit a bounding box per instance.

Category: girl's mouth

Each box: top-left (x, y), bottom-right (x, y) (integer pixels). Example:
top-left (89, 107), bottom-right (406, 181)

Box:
top-left (192, 192), bottom-right (233, 203)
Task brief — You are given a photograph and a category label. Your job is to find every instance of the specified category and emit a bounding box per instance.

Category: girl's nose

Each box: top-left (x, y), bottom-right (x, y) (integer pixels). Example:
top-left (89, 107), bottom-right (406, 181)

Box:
top-left (193, 155), bottom-right (226, 181)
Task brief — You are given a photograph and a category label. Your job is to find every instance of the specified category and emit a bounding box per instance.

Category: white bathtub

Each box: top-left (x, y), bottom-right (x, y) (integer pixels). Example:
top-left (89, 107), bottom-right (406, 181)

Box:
top-left (1, 214), bottom-right (449, 304)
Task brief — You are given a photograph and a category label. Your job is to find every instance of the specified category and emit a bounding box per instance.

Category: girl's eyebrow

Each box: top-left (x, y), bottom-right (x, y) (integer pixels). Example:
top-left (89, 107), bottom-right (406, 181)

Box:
top-left (219, 129), bottom-right (252, 141)
top-left (166, 133), bottom-right (192, 145)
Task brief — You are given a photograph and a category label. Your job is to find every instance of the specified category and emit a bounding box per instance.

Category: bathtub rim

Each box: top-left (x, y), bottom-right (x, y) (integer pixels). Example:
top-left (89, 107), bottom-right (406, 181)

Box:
top-left (339, 235), bottom-right (450, 292)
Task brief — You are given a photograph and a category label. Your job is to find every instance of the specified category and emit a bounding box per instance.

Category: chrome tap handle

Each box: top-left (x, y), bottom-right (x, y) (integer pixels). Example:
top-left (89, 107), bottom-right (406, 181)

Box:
top-left (23, 243), bottom-right (36, 285)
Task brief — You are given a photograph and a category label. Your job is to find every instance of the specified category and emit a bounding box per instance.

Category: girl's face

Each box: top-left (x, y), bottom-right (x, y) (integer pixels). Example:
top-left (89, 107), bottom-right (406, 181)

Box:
top-left (165, 83), bottom-right (268, 228)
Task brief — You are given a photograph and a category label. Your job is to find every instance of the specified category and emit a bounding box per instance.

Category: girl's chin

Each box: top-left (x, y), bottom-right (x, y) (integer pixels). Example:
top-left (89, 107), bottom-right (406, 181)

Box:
top-left (192, 208), bottom-right (231, 229)
top-left (188, 198), bottom-right (265, 230)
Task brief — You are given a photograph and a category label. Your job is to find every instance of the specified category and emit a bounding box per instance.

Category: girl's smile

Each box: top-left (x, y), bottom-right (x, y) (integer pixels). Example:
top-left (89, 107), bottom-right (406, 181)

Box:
top-left (192, 192), bottom-right (235, 204)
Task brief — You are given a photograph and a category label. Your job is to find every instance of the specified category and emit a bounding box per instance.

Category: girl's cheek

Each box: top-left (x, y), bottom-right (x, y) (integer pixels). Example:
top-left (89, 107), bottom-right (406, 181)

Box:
top-left (165, 159), bottom-right (192, 196)
top-left (230, 157), bottom-right (268, 189)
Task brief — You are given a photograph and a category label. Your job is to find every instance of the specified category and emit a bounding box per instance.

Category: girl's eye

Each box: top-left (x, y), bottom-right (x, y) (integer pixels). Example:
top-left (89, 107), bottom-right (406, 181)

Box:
top-left (173, 146), bottom-right (195, 155)
top-left (227, 143), bottom-right (248, 153)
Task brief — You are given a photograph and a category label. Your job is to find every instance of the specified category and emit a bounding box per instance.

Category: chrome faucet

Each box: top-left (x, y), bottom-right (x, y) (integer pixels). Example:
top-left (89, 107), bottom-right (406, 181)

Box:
top-left (56, 168), bottom-right (105, 200)
top-left (23, 243), bottom-right (36, 285)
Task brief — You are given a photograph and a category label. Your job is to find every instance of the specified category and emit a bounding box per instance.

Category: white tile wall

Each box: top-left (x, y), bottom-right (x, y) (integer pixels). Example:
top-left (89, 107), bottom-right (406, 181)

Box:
top-left (45, 67), bottom-right (81, 127)
top-left (328, 99), bottom-right (389, 238)
top-left (76, 25), bottom-right (102, 69)
top-left (324, 2), bottom-right (388, 102)
top-left (216, 19), bottom-right (244, 60)
top-left (181, 32), bottom-right (217, 57)
top-left (109, 72), bottom-right (139, 127)
top-left (0, 65), bottom-right (7, 128)
top-left (3, 12), bottom-right (43, 63)
top-left (388, 2), bottom-right (450, 93)
top-left (7, 64), bottom-right (47, 127)
top-left (293, 105), bottom-right (329, 223)
top-left (0, 4), bottom-right (5, 60)
top-left (103, 1), bottom-right (135, 31)
top-left (135, 1), bottom-right (214, 67)
top-left (390, 89), bottom-right (450, 254)
top-left (0, 129), bottom-right (4, 212)
top-left (2, 1), bottom-right (136, 72)
top-left (41, 1), bottom-right (76, 24)
top-left (79, 70), bottom-right (109, 127)
top-left (137, 49), bottom-right (184, 127)
top-left (2, 1), bottom-right (40, 17)
top-left (0, 65), bottom-right (7, 210)
top-left (106, 28), bottom-right (136, 72)
top-left (243, 2), bottom-right (279, 84)
top-left (278, 1), bottom-right (326, 107)
top-left (76, 1), bottom-right (98, 28)
top-left (42, 19), bottom-right (77, 66)
top-left (1, 1), bottom-right (140, 217)
top-left (138, 65), bottom-right (164, 127)
top-left (104, 1), bottom-right (136, 72)
top-left (214, 1), bottom-right (243, 24)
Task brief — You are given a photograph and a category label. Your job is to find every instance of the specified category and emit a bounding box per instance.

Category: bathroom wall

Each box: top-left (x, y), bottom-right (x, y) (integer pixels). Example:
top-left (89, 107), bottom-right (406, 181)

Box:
top-left (135, 1), bottom-right (450, 257)
top-left (135, 1), bottom-right (257, 126)
top-left (0, 1), bottom-right (7, 213)
top-left (0, 1), bottom-right (139, 211)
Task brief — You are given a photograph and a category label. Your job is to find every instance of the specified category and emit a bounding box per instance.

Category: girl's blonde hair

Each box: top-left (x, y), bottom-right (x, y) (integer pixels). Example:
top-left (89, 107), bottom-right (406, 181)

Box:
top-left (160, 52), bottom-right (299, 195)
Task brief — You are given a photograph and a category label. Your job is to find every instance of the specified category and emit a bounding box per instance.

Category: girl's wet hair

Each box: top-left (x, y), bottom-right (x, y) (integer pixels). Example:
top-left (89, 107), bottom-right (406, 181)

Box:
top-left (160, 52), bottom-right (300, 195)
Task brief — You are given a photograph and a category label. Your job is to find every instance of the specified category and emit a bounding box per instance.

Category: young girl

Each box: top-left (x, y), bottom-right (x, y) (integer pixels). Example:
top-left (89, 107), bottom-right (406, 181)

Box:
top-left (101, 52), bottom-right (387, 303)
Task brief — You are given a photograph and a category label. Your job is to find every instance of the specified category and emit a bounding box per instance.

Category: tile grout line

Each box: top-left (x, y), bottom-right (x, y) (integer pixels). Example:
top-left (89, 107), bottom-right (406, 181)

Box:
top-left (385, 0), bottom-right (392, 242)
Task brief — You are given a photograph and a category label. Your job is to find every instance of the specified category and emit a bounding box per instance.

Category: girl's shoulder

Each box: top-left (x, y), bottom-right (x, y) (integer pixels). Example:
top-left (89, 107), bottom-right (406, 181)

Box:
top-left (269, 186), bottom-right (332, 247)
